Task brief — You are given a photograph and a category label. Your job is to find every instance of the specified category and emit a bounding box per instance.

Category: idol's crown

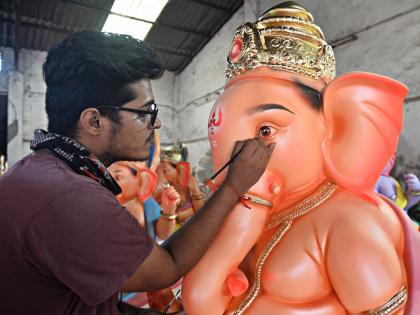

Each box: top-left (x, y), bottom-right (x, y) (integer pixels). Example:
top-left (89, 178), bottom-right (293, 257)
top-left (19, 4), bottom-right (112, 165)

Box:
top-left (226, 1), bottom-right (336, 82)
top-left (161, 144), bottom-right (188, 164)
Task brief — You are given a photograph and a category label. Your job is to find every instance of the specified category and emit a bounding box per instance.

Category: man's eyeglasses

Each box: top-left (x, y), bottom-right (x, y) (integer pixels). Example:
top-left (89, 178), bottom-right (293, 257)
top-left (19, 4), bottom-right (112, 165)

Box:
top-left (97, 102), bottom-right (158, 127)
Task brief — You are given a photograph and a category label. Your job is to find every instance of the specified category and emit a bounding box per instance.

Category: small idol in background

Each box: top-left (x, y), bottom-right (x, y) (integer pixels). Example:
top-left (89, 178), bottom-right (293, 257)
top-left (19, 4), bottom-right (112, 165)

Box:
top-left (155, 144), bottom-right (205, 226)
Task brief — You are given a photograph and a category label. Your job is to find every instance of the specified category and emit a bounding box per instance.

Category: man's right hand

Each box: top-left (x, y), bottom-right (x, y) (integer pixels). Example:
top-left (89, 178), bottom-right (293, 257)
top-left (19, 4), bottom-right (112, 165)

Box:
top-left (224, 138), bottom-right (275, 195)
top-left (121, 139), bottom-right (275, 294)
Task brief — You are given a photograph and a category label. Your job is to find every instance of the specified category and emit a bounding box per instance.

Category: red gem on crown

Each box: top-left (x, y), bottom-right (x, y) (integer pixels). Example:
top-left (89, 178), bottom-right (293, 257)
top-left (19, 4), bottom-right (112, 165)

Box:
top-left (229, 36), bottom-right (243, 63)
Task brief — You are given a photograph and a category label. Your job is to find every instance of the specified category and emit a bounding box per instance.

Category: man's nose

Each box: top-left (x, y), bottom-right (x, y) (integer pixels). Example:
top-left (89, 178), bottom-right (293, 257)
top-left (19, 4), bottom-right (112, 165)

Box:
top-left (153, 116), bottom-right (161, 129)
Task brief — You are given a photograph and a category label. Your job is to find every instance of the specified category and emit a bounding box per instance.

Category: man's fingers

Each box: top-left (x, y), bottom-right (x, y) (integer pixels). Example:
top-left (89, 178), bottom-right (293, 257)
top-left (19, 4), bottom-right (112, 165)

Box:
top-left (241, 138), bottom-right (258, 156)
top-left (233, 138), bottom-right (258, 160)
top-left (251, 137), bottom-right (264, 155)
top-left (231, 137), bottom-right (274, 166)
top-left (254, 140), bottom-right (275, 160)
top-left (224, 138), bottom-right (275, 195)
top-left (241, 137), bottom-right (266, 158)
top-left (231, 140), bottom-right (246, 157)
top-left (268, 142), bottom-right (276, 152)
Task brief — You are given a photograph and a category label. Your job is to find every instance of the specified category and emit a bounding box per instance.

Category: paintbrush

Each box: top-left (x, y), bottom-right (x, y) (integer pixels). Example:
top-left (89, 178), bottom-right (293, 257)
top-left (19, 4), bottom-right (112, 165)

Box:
top-left (205, 145), bottom-right (244, 186)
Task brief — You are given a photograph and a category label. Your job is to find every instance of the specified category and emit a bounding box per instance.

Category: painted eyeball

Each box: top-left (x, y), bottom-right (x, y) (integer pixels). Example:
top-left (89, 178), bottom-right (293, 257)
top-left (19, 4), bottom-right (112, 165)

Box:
top-left (259, 125), bottom-right (273, 138)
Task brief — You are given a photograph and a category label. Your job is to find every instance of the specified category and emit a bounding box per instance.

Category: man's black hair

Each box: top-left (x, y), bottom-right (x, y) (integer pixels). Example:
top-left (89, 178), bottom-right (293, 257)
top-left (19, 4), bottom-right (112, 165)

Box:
top-left (43, 31), bottom-right (163, 137)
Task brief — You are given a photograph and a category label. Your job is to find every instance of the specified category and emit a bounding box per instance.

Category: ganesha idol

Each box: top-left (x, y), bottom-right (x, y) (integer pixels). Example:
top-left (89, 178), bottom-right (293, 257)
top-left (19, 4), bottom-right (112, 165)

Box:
top-left (108, 161), bottom-right (183, 312)
top-left (182, 2), bottom-right (420, 315)
top-left (375, 154), bottom-right (420, 213)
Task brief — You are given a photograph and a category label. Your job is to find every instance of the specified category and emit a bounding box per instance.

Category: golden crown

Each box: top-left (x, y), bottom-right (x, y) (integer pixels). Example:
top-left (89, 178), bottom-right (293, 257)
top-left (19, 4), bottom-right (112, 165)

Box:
top-left (160, 144), bottom-right (188, 164)
top-left (225, 1), bottom-right (336, 82)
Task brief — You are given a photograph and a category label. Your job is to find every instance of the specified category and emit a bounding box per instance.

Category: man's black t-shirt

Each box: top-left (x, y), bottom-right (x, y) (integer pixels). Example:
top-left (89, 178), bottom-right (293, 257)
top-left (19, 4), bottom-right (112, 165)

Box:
top-left (0, 152), bottom-right (154, 314)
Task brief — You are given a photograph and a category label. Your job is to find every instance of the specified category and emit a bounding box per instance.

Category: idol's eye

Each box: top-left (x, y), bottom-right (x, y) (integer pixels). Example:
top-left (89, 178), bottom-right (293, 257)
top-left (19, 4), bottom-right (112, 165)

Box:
top-left (259, 125), bottom-right (274, 138)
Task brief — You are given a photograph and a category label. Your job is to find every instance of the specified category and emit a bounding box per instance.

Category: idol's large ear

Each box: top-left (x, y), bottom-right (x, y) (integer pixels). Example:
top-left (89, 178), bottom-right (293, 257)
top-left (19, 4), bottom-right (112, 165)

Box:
top-left (137, 168), bottom-right (158, 203)
top-left (322, 72), bottom-right (408, 194)
top-left (177, 161), bottom-right (191, 187)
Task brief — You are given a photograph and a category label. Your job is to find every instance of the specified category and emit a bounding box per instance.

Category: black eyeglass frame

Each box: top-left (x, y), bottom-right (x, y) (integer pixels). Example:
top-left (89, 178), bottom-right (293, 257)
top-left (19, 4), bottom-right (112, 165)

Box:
top-left (97, 103), bottom-right (158, 127)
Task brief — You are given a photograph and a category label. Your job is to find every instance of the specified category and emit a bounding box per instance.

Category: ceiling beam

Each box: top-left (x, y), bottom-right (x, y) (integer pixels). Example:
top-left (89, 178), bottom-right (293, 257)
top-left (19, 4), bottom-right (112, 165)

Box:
top-left (0, 10), bottom-right (83, 34)
top-left (152, 44), bottom-right (192, 57)
top-left (54, 0), bottom-right (210, 38)
top-left (152, 22), bottom-right (209, 38)
top-left (52, 0), bottom-right (154, 24)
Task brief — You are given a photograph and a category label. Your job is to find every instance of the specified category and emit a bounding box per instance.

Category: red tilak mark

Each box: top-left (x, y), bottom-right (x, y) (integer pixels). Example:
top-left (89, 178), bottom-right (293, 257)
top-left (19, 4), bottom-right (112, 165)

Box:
top-left (208, 104), bottom-right (223, 136)
top-left (208, 105), bottom-right (223, 128)
top-left (213, 107), bottom-right (222, 126)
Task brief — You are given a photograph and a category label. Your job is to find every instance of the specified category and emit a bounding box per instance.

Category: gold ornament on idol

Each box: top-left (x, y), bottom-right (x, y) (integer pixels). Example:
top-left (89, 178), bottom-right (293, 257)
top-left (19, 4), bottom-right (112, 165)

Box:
top-left (160, 144), bottom-right (187, 164)
top-left (232, 181), bottom-right (336, 315)
top-left (225, 1), bottom-right (336, 83)
top-left (242, 193), bottom-right (272, 208)
top-left (361, 285), bottom-right (407, 315)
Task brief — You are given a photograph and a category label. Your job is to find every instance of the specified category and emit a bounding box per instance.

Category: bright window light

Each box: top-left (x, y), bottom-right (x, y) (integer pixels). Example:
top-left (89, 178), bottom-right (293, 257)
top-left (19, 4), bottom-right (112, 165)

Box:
top-left (111, 0), bottom-right (168, 21)
top-left (102, 0), bottom-right (168, 40)
top-left (102, 15), bottom-right (152, 40)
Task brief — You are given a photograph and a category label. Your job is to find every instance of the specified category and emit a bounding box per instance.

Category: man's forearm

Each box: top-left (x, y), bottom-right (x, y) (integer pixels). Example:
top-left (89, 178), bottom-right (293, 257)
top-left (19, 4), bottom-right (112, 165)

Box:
top-left (161, 183), bottom-right (239, 277)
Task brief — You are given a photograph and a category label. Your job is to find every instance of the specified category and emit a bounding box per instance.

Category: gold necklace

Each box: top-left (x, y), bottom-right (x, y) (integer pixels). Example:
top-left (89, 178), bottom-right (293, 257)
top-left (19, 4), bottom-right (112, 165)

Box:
top-left (266, 181), bottom-right (336, 229)
top-left (243, 193), bottom-right (273, 208)
top-left (232, 181), bottom-right (336, 315)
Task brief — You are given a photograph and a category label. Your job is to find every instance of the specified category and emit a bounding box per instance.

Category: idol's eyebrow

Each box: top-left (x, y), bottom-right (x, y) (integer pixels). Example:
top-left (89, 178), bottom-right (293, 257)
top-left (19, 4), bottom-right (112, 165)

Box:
top-left (246, 103), bottom-right (295, 115)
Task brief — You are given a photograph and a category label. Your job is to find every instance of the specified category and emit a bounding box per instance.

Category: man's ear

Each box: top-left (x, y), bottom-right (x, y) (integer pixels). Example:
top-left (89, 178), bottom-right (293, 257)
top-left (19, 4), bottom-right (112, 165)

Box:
top-left (137, 168), bottom-right (158, 203)
top-left (79, 108), bottom-right (103, 136)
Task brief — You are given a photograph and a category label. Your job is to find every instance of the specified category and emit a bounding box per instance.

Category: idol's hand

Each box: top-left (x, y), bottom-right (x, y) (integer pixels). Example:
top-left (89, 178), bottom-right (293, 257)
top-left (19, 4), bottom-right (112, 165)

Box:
top-left (161, 186), bottom-right (181, 214)
top-left (224, 138), bottom-right (275, 195)
top-left (187, 175), bottom-right (202, 195)
top-left (404, 173), bottom-right (420, 193)
top-left (226, 269), bottom-right (249, 297)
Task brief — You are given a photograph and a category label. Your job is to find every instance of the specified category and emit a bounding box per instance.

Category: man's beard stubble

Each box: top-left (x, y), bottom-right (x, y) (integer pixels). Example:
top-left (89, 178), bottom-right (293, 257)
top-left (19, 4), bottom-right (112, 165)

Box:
top-left (99, 123), bottom-right (151, 166)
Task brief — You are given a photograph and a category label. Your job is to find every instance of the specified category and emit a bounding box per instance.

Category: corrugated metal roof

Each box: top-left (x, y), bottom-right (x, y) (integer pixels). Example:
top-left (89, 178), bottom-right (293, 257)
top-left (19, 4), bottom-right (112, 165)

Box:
top-left (1, 0), bottom-right (114, 51)
top-left (146, 0), bottom-right (243, 72)
top-left (0, 0), bottom-right (243, 72)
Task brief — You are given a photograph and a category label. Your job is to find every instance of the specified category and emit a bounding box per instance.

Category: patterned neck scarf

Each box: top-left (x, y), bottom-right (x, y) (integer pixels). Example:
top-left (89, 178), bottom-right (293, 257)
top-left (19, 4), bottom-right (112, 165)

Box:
top-left (30, 129), bottom-right (122, 195)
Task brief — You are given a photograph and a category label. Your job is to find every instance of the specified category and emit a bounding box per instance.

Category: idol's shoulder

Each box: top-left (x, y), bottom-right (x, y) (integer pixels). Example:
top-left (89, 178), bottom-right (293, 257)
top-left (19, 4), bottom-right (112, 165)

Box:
top-left (318, 188), bottom-right (404, 247)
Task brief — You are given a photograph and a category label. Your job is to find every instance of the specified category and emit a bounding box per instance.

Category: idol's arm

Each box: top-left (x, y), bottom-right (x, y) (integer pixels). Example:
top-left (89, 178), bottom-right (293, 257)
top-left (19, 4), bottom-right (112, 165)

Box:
top-left (326, 201), bottom-right (406, 314)
top-left (156, 186), bottom-right (179, 240)
top-left (182, 201), bottom-right (269, 315)
top-left (189, 175), bottom-right (205, 211)
top-left (404, 173), bottom-right (420, 210)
